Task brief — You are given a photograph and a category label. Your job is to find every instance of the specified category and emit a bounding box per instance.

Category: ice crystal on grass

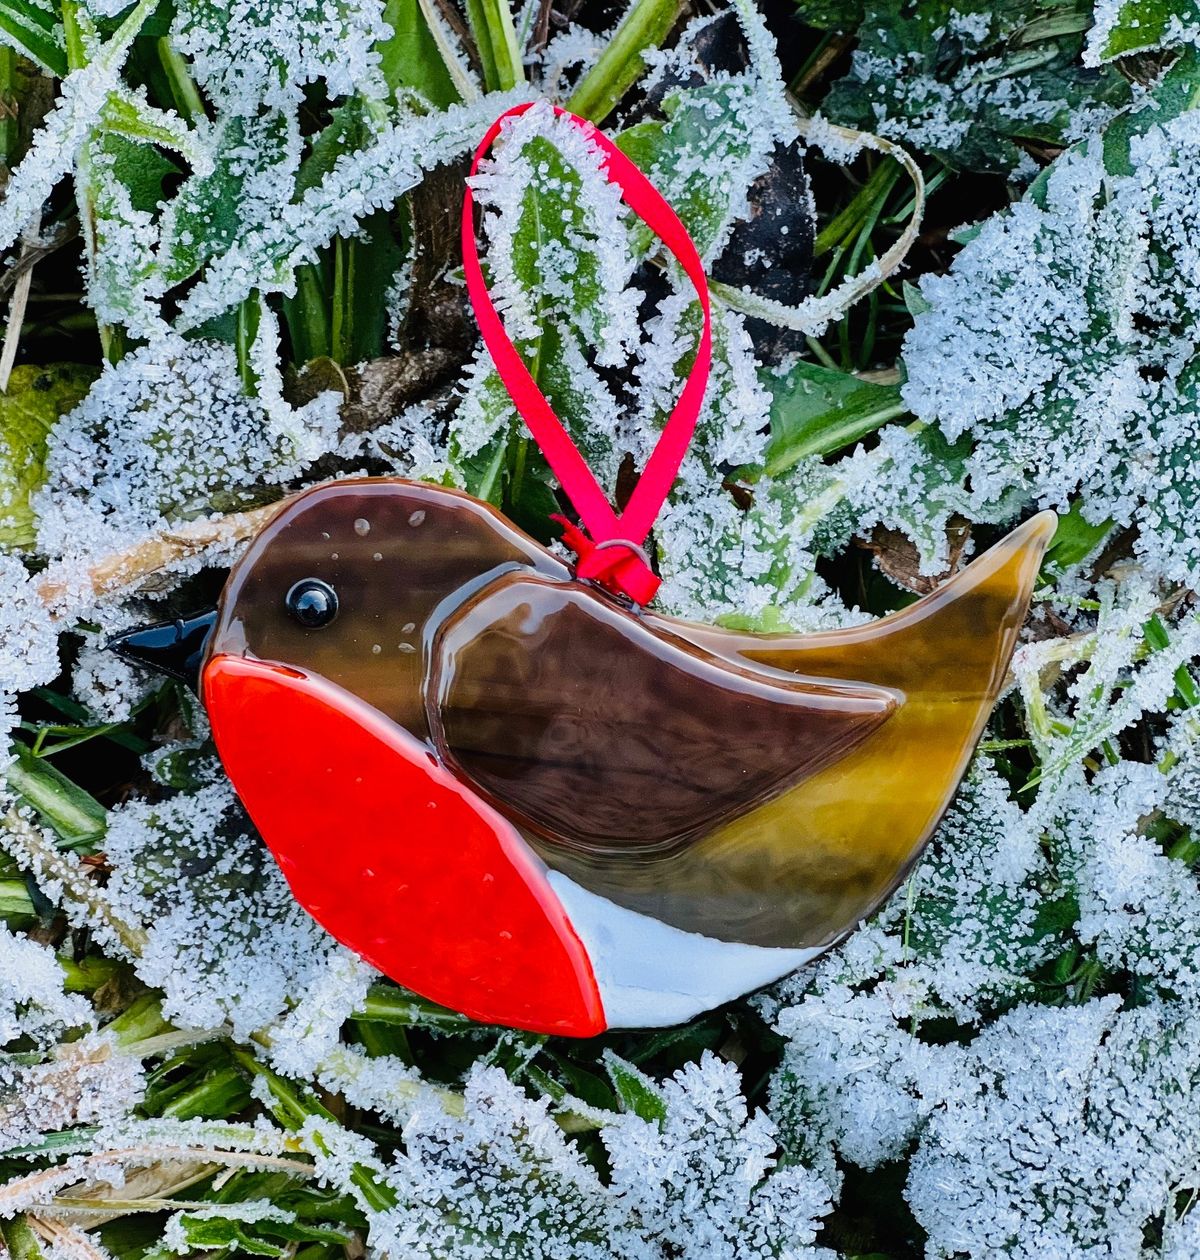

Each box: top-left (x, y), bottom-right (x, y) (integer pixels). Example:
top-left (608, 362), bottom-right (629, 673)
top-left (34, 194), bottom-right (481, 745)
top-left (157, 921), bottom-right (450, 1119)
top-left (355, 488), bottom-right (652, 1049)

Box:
top-left (103, 780), bottom-right (338, 1038)
top-left (265, 948), bottom-right (373, 1079)
top-left (605, 1052), bottom-right (837, 1260)
top-left (0, 924), bottom-right (92, 1047)
top-left (0, 554), bottom-right (60, 758)
top-left (34, 324), bottom-right (338, 558)
top-left (0, 1039), bottom-right (145, 1153)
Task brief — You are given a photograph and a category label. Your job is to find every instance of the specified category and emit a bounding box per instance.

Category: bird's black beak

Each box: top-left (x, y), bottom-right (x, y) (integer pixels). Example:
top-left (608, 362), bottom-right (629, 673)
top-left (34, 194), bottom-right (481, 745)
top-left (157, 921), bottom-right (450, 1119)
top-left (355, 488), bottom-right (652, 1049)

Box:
top-left (107, 609), bottom-right (218, 689)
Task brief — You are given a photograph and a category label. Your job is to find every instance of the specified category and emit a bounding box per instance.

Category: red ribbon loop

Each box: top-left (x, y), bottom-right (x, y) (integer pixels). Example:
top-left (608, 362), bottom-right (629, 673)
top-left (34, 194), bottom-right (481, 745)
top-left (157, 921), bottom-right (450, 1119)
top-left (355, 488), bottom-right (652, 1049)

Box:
top-left (462, 102), bottom-right (712, 605)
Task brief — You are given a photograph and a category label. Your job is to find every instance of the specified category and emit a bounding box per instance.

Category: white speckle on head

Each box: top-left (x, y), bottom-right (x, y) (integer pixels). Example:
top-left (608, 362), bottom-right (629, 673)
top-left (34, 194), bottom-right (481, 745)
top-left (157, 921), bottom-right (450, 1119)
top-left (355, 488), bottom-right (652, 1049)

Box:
top-left (353, 517), bottom-right (370, 536)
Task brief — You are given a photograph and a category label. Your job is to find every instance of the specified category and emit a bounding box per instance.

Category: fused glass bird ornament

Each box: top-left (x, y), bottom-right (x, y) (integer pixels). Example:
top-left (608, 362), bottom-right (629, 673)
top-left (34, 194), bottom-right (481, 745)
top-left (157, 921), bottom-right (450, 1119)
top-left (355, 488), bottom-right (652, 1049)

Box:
top-left (112, 107), bottom-right (1056, 1036)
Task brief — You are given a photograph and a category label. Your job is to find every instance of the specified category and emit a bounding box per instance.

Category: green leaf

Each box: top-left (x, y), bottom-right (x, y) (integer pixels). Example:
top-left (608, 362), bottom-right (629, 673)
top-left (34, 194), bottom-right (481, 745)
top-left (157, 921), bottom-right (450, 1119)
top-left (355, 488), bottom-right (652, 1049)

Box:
top-left (618, 80), bottom-right (766, 256)
top-left (813, 0), bottom-right (1131, 175)
top-left (6, 742), bottom-right (107, 848)
top-left (463, 0), bottom-right (521, 90)
top-left (0, 0), bottom-right (66, 77)
top-left (603, 1050), bottom-right (667, 1123)
top-left (567, 0), bottom-right (682, 123)
top-left (0, 364), bottom-right (97, 551)
top-left (1041, 500), bottom-right (1112, 575)
top-left (158, 109), bottom-right (297, 288)
top-left (1093, 0), bottom-right (1200, 60)
top-left (377, 0), bottom-right (458, 106)
top-left (98, 130), bottom-right (178, 213)
top-left (758, 360), bottom-right (907, 478)
top-left (355, 982), bottom-right (477, 1032)
top-left (794, 0), bottom-right (864, 29)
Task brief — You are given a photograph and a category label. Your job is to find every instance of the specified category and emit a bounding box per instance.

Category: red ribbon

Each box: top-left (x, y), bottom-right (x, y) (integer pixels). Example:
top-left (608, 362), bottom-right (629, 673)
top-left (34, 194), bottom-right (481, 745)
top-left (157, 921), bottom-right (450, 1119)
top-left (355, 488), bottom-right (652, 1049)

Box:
top-left (462, 103), bottom-right (712, 606)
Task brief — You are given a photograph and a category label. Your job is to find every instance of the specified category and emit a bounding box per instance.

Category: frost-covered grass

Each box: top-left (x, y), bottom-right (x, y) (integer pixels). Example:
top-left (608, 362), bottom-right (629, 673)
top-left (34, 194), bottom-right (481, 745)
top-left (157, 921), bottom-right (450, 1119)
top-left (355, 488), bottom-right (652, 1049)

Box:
top-left (2, 0), bottom-right (1200, 1256)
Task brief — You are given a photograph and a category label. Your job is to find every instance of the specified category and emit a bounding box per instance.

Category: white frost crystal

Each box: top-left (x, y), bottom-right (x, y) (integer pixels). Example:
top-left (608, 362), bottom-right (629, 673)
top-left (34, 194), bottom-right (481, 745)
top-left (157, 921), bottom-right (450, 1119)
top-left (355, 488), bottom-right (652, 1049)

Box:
top-left (0, 924), bottom-right (93, 1047)
top-left (604, 1053), bottom-right (837, 1260)
top-left (907, 998), bottom-right (1200, 1259)
top-left (103, 779), bottom-right (339, 1039)
top-left (35, 324), bottom-right (338, 558)
top-left (902, 107), bottom-right (1200, 586)
top-left (171, 0), bottom-right (390, 113)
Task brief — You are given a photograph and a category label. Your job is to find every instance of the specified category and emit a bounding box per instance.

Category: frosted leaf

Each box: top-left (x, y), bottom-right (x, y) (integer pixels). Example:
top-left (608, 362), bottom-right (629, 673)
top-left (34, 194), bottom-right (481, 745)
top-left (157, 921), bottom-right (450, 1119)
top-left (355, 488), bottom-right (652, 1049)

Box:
top-left (170, 0), bottom-right (389, 114)
top-left (471, 101), bottom-right (639, 364)
top-left (907, 997), bottom-right (1200, 1259)
top-left (536, 24), bottom-right (607, 99)
top-left (1014, 586), bottom-right (1200, 787)
top-left (312, 1045), bottom-right (440, 1126)
top-left (814, 0), bottom-right (1129, 175)
top-left (877, 761), bottom-right (1054, 1020)
top-left (621, 77), bottom-right (788, 264)
top-left (71, 636), bottom-right (157, 725)
top-left (34, 321), bottom-right (339, 559)
top-left (0, 922), bottom-right (93, 1048)
top-left (0, 0), bottom-right (154, 253)
top-left (633, 297), bottom-right (845, 625)
top-left (79, 135), bottom-right (167, 340)
top-left (451, 99), bottom-right (643, 497)
top-left (604, 1052), bottom-right (837, 1260)
top-left (353, 1065), bottom-right (626, 1260)
top-left (264, 948), bottom-right (374, 1079)
top-left (102, 779), bottom-right (340, 1039)
top-left (175, 90), bottom-right (530, 329)
top-left (771, 979), bottom-right (943, 1180)
top-left (1085, 0), bottom-right (1200, 65)
top-left (1162, 1201), bottom-right (1200, 1260)
top-left (1050, 754), bottom-right (1200, 1005)
top-left (159, 1200), bottom-right (302, 1256)
top-left (155, 107), bottom-right (302, 290)
top-left (901, 101), bottom-right (1200, 586)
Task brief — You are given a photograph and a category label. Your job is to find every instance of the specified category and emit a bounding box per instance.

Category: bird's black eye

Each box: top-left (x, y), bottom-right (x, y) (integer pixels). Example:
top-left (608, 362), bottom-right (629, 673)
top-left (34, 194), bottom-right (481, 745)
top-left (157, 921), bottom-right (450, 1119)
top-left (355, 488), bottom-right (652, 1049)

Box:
top-left (285, 578), bottom-right (339, 628)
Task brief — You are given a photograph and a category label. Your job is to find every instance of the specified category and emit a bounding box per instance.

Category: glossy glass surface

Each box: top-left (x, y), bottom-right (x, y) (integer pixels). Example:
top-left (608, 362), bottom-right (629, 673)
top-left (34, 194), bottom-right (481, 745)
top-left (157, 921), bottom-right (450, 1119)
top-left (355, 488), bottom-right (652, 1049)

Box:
top-left (207, 479), bottom-right (1054, 953)
top-left (432, 573), bottom-right (893, 856)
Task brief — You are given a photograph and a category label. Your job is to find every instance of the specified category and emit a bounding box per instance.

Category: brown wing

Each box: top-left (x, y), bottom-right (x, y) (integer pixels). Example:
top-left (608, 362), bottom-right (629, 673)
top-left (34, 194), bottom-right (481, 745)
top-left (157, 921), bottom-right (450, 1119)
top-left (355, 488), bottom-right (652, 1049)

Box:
top-left (428, 573), bottom-right (897, 857)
